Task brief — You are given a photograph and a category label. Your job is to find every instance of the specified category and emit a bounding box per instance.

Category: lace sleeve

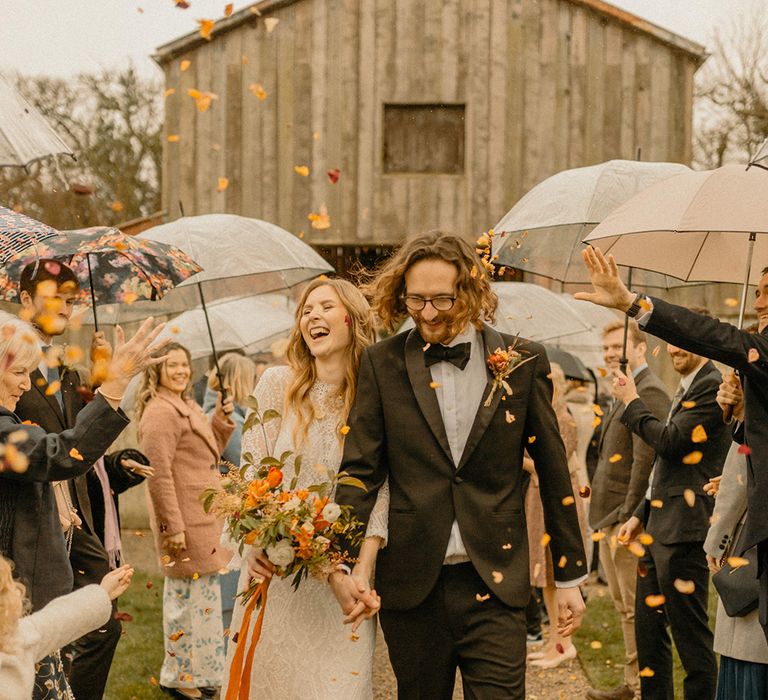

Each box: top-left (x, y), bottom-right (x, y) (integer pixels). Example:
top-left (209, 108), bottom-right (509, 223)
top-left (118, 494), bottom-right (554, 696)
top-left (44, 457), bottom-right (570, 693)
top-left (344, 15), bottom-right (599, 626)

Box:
top-left (240, 366), bottom-right (289, 472)
top-left (364, 476), bottom-right (389, 547)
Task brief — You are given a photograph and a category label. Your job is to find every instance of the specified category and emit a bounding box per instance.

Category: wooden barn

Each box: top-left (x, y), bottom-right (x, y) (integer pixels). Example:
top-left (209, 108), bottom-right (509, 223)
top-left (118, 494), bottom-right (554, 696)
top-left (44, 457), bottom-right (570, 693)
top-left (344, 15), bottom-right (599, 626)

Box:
top-left (155, 0), bottom-right (706, 270)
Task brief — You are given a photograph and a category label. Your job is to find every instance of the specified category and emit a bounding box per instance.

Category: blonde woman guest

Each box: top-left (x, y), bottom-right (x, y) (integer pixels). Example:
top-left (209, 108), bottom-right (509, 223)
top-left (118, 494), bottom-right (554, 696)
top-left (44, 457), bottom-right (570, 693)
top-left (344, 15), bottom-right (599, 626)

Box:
top-left (0, 556), bottom-right (133, 699)
top-left (136, 342), bottom-right (235, 700)
top-left (526, 363), bottom-right (587, 669)
top-left (224, 278), bottom-right (389, 700)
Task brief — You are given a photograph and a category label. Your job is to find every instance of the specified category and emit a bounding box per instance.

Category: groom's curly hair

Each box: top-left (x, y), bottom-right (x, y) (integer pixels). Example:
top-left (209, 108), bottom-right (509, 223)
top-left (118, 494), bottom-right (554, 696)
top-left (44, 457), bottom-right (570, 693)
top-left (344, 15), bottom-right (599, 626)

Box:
top-left (365, 230), bottom-right (498, 334)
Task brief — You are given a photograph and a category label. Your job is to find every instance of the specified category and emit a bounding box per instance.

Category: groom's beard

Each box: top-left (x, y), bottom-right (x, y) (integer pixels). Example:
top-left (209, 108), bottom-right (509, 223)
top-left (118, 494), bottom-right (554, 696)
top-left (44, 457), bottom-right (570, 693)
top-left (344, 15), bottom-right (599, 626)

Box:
top-left (412, 312), bottom-right (458, 345)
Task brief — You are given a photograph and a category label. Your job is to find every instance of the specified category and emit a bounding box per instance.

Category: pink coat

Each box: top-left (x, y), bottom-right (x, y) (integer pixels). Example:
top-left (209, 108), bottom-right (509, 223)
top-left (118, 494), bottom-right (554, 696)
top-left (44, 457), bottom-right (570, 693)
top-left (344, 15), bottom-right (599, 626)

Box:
top-left (140, 386), bottom-right (234, 578)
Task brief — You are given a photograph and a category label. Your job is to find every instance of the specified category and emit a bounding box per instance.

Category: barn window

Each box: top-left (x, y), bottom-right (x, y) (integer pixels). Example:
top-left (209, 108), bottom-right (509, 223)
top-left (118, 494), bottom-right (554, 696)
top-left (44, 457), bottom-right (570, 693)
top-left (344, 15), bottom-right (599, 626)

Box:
top-left (383, 104), bottom-right (465, 174)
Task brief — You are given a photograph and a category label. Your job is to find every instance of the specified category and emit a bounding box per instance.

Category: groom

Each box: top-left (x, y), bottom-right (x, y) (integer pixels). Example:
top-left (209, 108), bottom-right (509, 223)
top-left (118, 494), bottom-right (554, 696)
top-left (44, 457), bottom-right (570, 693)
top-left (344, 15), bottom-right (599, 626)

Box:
top-left (334, 232), bottom-right (586, 698)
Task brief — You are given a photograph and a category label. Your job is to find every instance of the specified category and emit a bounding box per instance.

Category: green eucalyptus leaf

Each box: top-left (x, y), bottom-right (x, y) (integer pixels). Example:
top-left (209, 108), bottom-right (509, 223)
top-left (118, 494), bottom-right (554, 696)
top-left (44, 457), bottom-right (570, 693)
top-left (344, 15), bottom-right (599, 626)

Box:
top-left (337, 476), bottom-right (368, 491)
top-left (261, 409), bottom-right (281, 423)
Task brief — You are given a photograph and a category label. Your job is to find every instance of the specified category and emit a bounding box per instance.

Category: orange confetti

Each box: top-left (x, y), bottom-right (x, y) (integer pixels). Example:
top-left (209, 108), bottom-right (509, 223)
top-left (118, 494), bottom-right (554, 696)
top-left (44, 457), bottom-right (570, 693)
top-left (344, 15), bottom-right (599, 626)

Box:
top-left (110, 201), bottom-right (124, 213)
top-left (340, 425), bottom-right (350, 436)
top-left (593, 404), bottom-right (604, 417)
top-left (562, 496), bottom-right (575, 506)
top-left (528, 436), bottom-right (536, 444)
top-left (540, 533), bottom-right (551, 548)
top-left (748, 348), bottom-right (760, 362)
top-left (682, 451), bottom-right (703, 465)
top-left (69, 447), bottom-right (84, 461)
top-left (187, 88), bottom-right (218, 112)
top-left (557, 555), bottom-right (567, 568)
top-left (724, 297), bottom-right (739, 307)
top-left (591, 531), bottom-right (606, 542)
top-left (691, 425), bottom-right (708, 443)
top-left (639, 533), bottom-right (654, 545)
top-left (45, 380), bottom-right (61, 396)
top-left (167, 134), bottom-right (181, 142)
top-left (592, 415), bottom-right (602, 428)
top-left (652, 345), bottom-right (661, 357)
top-left (640, 667), bottom-right (656, 678)
top-left (674, 578), bottom-right (695, 594)
top-left (683, 488), bottom-right (696, 507)
top-left (192, 572), bottom-right (200, 580)
top-left (728, 556), bottom-right (750, 569)
top-left (180, 59), bottom-right (191, 71)
top-left (168, 631), bottom-right (185, 642)
top-left (645, 594), bottom-right (665, 608)
top-left (308, 204), bottom-right (331, 230)
top-left (149, 676), bottom-right (159, 686)
top-left (264, 17), bottom-right (279, 32)
top-left (650, 499), bottom-right (664, 508)
top-left (294, 165), bottom-right (310, 177)
top-left (64, 346), bottom-right (84, 365)
top-left (164, 88), bottom-right (176, 97)
top-left (681, 400), bottom-right (696, 409)
top-left (491, 571), bottom-right (503, 583)
top-left (590, 640), bottom-right (603, 650)
top-left (197, 18), bottom-right (215, 40)
top-left (429, 381), bottom-right (441, 389)
top-left (249, 83), bottom-right (267, 100)
top-left (609, 453), bottom-right (622, 463)
top-left (505, 411), bottom-right (515, 423)
top-left (217, 177), bottom-right (229, 192)
top-left (224, 2), bottom-right (233, 16)
top-left (628, 541), bottom-right (646, 558)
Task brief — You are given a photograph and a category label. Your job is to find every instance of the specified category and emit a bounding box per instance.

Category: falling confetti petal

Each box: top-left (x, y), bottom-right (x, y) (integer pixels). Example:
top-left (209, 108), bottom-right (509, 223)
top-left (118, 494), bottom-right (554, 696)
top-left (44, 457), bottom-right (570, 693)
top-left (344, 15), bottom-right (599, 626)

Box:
top-left (429, 381), bottom-right (441, 389)
top-left (224, 2), bottom-right (233, 16)
top-left (683, 488), bottom-right (696, 507)
top-left (639, 667), bottom-right (656, 678)
top-left (628, 542), bottom-right (645, 558)
top-left (682, 451), bottom-right (703, 465)
top-left (557, 555), bottom-right (567, 568)
top-left (168, 631), bottom-right (185, 642)
top-left (167, 134), bottom-right (181, 142)
top-left (609, 453), bottom-right (622, 463)
top-left (308, 204), bottom-right (331, 230)
top-left (540, 533), bottom-right (551, 548)
top-left (748, 348), bottom-right (760, 362)
top-left (248, 83), bottom-right (267, 100)
top-left (188, 88), bottom-right (218, 112)
top-left (590, 531), bottom-right (606, 542)
top-left (264, 17), bottom-right (279, 32)
top-left (327, 168), bottom-right (341, 184)
top-left (340, 425), bottom-right (350, 435)
top-left (650, 499), bottom-right (664, 508)
top-left (69, 447), bottom-right (84, 461)
top-left (674, 578), bottom-right (695, 594)
top-left (475, 592), bottom-right (490, 602)
top-left (555, 643), bottom-right (565, 654)
top-left (725, 297), bottom-right (739, 307)
top-left (590, 640), bottom-right (603, 650)
top-left (562, 496), bottom-right (575, 506)
top-left (727, 556), bottom-right (750, 569)
top-left (111, 201), bottom-right (124, 213)
top-left (639, 533), bottom-right (654, 545)
top-left (691, 425), bottom-right (708, 443)
top-left (164, 88), bottom-right (176, 97)
top-left (505, 411), bottom-right (515, 423)
top-left (681, 400), bottom-right (696, 409)
top-left (528, 436), bottom-right (536, 444)
top-left (217, 177), bottom-right (229, 192)
top-left (645, 594), bottom-right (665, 608)
top-left (197, 18), bottom-right (215, 40)
top-left (294, 165), bottom-right (310, 177)
top-left (491, 571), bottom-right (503, 583)
top-left (180, 59), bottom-right (191, 71)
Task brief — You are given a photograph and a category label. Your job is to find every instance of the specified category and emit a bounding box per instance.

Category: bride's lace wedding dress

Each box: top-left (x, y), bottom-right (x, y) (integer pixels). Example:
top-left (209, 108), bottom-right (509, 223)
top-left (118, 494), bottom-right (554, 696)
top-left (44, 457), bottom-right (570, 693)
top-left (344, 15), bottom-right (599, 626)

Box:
top-left (222, 366), bottom-right (389, 699)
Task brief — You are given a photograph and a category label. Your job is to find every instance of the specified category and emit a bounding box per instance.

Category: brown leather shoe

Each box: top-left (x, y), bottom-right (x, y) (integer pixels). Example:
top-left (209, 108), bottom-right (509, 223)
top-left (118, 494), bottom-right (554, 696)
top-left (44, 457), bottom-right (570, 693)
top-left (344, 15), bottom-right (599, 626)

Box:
top-left (585, 686), bottom-right (634, 700)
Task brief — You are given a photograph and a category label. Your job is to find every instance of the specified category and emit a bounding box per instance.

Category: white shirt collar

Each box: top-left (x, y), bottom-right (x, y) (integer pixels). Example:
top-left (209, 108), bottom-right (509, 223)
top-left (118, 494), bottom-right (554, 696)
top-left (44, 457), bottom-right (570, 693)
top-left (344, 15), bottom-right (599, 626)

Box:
top-left (678, 361), bottom-right (706, 394)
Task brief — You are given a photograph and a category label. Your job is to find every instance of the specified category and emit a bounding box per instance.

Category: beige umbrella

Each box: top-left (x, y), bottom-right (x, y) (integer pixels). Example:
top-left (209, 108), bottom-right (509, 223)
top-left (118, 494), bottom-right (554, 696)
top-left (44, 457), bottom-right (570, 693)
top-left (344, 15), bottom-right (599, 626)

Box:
top-left (584, 163), bottom-right (768, 326)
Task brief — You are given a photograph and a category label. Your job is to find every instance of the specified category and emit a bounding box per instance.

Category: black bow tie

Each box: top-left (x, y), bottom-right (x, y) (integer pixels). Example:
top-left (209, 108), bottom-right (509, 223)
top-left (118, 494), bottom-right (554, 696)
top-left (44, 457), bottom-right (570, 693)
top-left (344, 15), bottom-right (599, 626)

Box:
top-left (423, 342), bottom-right (471, 370)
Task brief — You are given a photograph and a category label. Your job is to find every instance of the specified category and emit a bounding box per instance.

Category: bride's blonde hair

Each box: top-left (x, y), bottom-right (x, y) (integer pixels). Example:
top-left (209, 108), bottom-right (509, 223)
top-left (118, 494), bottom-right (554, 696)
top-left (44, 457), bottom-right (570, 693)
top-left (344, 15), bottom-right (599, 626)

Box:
top-left (285, 278), bottom-right (375, 447)
top-left (0, 556), bottom-right (28, 653)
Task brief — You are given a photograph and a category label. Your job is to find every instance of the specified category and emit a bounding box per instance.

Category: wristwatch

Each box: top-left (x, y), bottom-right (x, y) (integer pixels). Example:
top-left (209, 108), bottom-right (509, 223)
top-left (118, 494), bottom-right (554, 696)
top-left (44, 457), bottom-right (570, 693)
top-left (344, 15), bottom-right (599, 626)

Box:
top-left (625, 292), bottom-right (643, 318)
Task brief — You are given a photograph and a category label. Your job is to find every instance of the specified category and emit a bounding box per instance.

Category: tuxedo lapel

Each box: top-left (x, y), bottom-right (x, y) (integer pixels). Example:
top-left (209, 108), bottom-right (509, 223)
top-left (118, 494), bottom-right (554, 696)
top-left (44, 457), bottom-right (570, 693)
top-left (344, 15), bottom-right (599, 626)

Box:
top-left (404, 329), bottom-right (453, 464)
top-left (29, 367), bottom-right (66, 430)
top-left (457, 324), bottom-right (504, 472)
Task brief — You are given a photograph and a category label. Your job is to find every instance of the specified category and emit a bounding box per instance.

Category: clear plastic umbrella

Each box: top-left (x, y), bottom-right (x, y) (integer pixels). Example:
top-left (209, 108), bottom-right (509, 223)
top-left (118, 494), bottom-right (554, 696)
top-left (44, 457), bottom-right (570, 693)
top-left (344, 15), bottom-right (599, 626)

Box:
top-left (491, 159), bottom-right (692, 289)
top-left (0, 76), bottom-right (75, 170)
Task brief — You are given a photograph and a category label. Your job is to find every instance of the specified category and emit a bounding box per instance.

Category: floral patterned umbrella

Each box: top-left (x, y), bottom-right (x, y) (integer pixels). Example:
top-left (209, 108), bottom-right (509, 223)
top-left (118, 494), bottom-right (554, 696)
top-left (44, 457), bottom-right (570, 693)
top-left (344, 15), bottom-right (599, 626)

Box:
top-left (0, 223), bottom-right (202, 330)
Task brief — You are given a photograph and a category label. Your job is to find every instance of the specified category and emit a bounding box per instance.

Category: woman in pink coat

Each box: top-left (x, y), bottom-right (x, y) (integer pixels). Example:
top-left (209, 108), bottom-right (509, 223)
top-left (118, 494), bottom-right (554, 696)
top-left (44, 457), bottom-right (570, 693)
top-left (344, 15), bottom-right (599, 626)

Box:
top-left (136, 343), bottom-right (235, 700)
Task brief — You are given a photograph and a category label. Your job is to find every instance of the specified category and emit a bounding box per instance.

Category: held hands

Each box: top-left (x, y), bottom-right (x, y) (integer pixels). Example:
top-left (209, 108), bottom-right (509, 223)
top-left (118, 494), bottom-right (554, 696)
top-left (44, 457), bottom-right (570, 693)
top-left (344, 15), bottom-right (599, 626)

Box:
top-left (573, 247), bottom-right (636, 312)
top-left (162, 531), bottom-right (187, 558)
top-left (100, 564), bottom-right (134, 600)
top-left (556, 587), bottom-right (585, 637)
top-left (706, 553), bottom-right (723, 575)
top-left (717, 372), bottom-right (745, 422)
top-left (617, 516), bottom-right (643, 545)
top-left (611, 369), bottom-right (639, 406)
top-left (329, 569), bottom-right (381, 632)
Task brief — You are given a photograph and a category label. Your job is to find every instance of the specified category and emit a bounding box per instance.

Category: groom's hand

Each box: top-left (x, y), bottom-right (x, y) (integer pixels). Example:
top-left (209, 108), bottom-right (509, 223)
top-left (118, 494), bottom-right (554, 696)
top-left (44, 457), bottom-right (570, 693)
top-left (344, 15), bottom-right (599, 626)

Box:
top-left (329, 571), bottom-right (381, 630)
top-left (573, 246), bottom-right (636, 312)
top-left (556, 586), bottom-right (586, 637)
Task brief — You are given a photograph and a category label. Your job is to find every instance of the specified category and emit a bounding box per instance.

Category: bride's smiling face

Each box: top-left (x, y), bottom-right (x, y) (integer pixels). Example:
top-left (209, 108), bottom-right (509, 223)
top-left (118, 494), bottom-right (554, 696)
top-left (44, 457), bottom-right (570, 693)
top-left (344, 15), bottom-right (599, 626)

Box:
top-left (299, 285), bottom-right (351, 360)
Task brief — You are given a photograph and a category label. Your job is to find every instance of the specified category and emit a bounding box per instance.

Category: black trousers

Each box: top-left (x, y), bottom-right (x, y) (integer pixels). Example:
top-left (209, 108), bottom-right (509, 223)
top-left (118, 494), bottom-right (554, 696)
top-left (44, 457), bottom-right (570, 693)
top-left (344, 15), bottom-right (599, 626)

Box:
top-left (759, 542), bottom-right (768, 644)
top-left (380, 562), bottom-right (526, 700)
top-left (635, 540), bottom-right (716, 700)
top-left (64, 527), bottom-right (122, 700)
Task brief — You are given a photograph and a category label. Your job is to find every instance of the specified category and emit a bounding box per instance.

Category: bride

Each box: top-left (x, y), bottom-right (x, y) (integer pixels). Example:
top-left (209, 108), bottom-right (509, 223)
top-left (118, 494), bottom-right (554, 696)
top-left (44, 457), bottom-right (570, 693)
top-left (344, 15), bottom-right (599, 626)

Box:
top-left (222, 278), bottom-right (388, 699)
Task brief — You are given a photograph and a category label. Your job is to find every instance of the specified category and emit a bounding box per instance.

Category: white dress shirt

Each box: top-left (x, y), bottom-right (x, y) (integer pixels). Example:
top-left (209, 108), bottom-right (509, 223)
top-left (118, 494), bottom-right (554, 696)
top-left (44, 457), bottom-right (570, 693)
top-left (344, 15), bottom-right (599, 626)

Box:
top-left (428, 325), bottom-right (486, 564)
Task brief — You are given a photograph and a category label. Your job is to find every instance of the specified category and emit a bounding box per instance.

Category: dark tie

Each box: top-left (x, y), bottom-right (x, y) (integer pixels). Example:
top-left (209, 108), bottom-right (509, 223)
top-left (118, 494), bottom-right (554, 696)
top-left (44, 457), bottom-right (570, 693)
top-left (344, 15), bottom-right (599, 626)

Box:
top-left (423, 342), bottom-right (471, 370)
top-left (42, 345), bottom-right (64, 412)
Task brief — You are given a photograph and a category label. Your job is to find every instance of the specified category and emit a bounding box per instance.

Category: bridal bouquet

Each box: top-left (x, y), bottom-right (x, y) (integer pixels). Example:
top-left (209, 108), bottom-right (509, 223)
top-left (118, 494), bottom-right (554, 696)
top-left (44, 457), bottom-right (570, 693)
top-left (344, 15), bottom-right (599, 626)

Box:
top-left (201, 397), bottom-right (365, 604)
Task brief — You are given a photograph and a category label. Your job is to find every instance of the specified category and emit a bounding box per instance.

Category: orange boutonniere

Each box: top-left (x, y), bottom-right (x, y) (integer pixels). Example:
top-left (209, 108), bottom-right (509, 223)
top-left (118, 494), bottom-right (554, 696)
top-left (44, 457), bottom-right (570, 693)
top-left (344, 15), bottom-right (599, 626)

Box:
top-left (484, 342), bottom-right (537, 407)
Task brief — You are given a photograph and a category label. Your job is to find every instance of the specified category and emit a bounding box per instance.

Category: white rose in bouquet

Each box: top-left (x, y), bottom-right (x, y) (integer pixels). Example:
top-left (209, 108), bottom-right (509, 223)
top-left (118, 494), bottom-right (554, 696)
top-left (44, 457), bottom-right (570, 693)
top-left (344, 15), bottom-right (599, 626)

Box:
top-left (266, 539), bottom-right (295, 568)
top-left (321, 502), bottom-right (342, 523)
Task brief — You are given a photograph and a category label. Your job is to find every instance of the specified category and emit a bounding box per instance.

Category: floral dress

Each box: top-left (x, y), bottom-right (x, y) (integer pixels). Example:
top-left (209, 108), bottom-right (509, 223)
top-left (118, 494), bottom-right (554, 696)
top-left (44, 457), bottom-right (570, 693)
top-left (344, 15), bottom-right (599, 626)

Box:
top-left (222, 366), bottom-right (389, 700)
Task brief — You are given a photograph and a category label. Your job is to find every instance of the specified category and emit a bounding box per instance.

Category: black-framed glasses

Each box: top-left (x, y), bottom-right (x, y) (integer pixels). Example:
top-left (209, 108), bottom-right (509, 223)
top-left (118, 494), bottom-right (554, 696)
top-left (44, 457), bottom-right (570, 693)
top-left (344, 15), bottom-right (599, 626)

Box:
top-left (402, 295), bottom-right (457, 312)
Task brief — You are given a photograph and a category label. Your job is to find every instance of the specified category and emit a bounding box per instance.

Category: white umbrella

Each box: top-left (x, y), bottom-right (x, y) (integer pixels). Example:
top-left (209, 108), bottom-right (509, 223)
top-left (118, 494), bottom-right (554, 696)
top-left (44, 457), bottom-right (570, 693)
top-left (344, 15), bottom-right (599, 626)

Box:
top-left (584, 163), bottom-right (768, 326)
top-left (154, 294), bottom-right (295, 360)
top-left (0, 75), bottom-right (75, 170)
top-left (491, 159), bottom-right (692, 288)
top-left (750, 138), bottom-right (768, 171)
top-left (556, 295), bottom-right (622, 368)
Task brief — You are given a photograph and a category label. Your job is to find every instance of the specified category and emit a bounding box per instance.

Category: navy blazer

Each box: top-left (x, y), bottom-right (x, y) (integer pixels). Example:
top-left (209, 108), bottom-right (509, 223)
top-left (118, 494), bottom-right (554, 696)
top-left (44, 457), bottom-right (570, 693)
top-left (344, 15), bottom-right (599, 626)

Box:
top-left (622, 361), bottom-right (731, 544)
top-left (644, 298), bottom-right (768, 550)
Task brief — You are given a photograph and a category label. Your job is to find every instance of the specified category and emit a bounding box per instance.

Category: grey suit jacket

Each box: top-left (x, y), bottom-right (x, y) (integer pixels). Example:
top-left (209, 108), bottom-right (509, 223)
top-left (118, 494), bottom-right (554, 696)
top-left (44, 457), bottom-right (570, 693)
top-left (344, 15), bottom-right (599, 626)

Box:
top-left (589, 367), bottom-right (670, 530)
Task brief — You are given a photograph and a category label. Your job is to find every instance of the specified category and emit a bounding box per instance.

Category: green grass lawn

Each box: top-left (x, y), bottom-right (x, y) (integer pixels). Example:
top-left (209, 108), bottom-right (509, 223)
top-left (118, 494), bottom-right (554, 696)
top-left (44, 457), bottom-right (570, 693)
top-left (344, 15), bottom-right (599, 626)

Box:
top-left (105, 570), bottom-right (166, 700)
top-left (576, 580), bottom-right (719, 697)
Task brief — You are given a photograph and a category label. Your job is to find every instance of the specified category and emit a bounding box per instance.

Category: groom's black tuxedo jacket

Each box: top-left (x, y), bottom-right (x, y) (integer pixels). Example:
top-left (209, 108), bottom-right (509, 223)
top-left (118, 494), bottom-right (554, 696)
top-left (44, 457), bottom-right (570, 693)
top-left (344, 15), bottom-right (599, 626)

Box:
top-left (336, 323), bottom-right (587, 610)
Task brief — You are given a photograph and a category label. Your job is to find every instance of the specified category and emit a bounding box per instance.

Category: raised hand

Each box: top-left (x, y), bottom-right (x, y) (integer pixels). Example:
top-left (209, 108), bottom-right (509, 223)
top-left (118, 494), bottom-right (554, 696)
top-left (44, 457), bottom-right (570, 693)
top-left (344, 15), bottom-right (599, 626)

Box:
top-left (573, 246), bottom-right (636, 311)
top-left (611, 368), bottom-right (639, 406)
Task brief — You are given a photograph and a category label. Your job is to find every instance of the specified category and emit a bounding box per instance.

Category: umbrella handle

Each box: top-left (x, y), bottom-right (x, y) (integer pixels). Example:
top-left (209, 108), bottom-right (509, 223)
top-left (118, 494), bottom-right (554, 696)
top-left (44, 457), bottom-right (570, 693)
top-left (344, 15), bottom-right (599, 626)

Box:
top-left (197, 283), bottom-right (228, 404)
top-left (86, 253), bottom-right (99, 333)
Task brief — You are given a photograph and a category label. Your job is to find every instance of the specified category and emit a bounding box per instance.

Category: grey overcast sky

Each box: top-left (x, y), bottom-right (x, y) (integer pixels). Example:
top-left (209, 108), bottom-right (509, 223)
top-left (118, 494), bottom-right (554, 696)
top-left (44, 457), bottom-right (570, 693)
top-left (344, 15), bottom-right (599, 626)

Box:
top-left (0, 0), bottom-right (765, 80)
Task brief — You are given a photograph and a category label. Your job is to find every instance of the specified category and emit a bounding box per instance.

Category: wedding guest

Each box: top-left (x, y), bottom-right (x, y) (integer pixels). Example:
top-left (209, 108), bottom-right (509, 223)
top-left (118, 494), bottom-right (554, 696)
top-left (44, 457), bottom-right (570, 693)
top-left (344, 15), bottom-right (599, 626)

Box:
top-left (136, 342), bottom-right (235, 700)
top-left (201, 352), bottom-right (258, 639)
top-left (14, 259), bottom-right (156, 698)
top-left (527, 363), bottom-right (587, 669)
top-left (615, 321), bottom-right (730, 700)
top-left (335, 231), bottom-right (586, 699)
top-left (587, 320), bottom-right (670, 700)
top-left (578, 248), bottom-right (768, 642)
top-left (224, 278), bottom-right (388, 699)
top-left (0, 557), bottom-right (133, 698)
top-left (0, 315), bottom-right (166, 699)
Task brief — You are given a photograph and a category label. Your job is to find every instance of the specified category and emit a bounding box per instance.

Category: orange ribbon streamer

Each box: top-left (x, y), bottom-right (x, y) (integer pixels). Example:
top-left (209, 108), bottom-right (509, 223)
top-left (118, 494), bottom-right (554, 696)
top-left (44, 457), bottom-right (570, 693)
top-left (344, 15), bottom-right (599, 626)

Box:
top-left (225, 579), bottom-right (269, 700)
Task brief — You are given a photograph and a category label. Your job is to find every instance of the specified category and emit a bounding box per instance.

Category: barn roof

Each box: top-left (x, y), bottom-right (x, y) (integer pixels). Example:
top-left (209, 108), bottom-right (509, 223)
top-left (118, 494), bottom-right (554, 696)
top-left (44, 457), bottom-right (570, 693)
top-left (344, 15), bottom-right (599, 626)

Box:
top-left (154, 0), bottom-right (707, 66)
